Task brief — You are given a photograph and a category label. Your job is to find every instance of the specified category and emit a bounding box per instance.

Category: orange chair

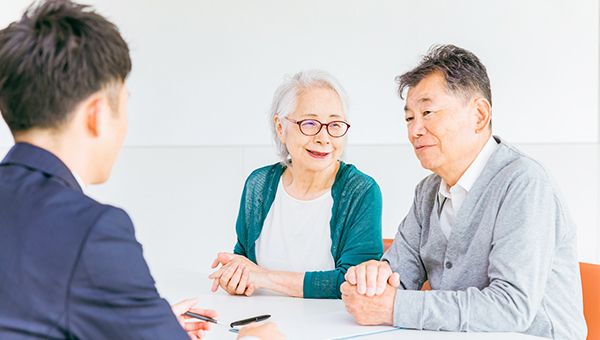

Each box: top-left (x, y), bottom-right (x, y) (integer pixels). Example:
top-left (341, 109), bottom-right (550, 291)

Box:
top-left (383, 238), bottom-right (430, 291)
top-left (580, 262), bottom-right (600, 340)
top-left (383, 238), bottom-right (393, 253)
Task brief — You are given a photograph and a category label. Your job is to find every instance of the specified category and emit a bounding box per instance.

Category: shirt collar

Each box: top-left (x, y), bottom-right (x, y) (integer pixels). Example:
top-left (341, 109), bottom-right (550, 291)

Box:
top-left (438, 135), bottom-right (498, 198)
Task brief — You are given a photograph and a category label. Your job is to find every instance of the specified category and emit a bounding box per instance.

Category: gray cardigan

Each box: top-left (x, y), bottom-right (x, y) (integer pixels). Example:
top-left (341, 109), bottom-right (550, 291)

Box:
top-left (383, 136), bottom-right (586, 339)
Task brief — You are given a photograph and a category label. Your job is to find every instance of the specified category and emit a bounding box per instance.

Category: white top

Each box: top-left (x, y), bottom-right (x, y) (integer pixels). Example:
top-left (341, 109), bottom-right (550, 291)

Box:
top-left (255, 180), bottom-right (335, 272)
top-left (438, 136), bottom-right (498, 239)
top-left (71, 171), bottom-right (87, 195)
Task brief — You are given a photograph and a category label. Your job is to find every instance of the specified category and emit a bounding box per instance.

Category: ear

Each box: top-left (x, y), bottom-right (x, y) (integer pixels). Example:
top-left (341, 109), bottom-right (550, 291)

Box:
top-left (83, 95), bottom-right (109, 138)
top-left (472, 97), bottom-right (491, 134)
top-left (274, 115), bottom-right (286, 143)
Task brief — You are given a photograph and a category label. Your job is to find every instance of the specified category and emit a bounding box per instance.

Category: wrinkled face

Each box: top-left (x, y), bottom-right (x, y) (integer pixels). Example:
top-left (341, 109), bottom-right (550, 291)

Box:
top-left (97, 83), bottom-right (129, 184)
top-left (404, 72), bottom-right (479, 176)
top-left (276, 87), bottom-right (346, 174)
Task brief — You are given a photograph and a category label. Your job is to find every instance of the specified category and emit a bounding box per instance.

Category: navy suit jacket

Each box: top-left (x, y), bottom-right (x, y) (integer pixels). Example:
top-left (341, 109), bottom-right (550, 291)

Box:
top-left (0, 143), bottom-right (189, 339)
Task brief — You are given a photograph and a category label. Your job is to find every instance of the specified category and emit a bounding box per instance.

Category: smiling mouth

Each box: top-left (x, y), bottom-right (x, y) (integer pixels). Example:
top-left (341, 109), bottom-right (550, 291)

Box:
top-left (307, 150), bottom-right (330, 157)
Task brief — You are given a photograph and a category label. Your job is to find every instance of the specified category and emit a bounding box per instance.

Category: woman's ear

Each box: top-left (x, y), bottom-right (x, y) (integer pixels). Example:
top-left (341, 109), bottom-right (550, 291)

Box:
top-left (275, 116), bottom-right (286, 143)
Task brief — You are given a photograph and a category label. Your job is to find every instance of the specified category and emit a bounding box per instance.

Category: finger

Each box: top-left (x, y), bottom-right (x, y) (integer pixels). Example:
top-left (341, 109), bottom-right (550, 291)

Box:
top-left (245, 283), bottom-right (255, 296)
top-left (227, 265), bottom-right (245, 293)
top-left (340, 281), bottom-right (350, 295)
top-left (355, 265), bottom-right (366, 294)
top-left (346, 266), bottom-right (357, 285)
top-left (218, 263), bottom-right (238, 283)
top-left (187, 329), bottom-right (205, 339)
top-left (375, 266), bottom-right (392, 295)
top-left (172, 297), bottom-right (200, 316)
top-left (365, 264), bottom-right (380, 296)
top-left (389, 272), bottom-right (401, 288)
top-left (185, 308), bottom-right (219, 319)
top-left (218, 252), bottom-right (234, 265)
top-left (208, 263), bottom-right (230, 280)
top-left (207, 268), bottom-right (223, 280)
top-left (183, 321), bottom-right (212, 332)
top-left (211, 276), bottom-right (221, 292)
top-left (236, 267), bottom-right (249, 295)
top-left (211, 256), bottom-right (221, 269)
top-left (219, 263), bottom-right (239, 292)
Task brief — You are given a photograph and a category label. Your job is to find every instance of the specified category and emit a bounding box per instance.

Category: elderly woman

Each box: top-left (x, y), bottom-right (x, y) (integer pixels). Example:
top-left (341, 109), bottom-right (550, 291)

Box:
top-left (209, 70), bottom-right (382, 299)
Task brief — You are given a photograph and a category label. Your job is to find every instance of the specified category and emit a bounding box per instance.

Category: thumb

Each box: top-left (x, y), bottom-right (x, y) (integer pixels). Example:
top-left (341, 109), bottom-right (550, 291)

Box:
top-left (172, 297), bottom-right (200, 316)
top-left (218, 252), bottom-right (234, 264)
top-left (388, 273), bottom-right (400, 288)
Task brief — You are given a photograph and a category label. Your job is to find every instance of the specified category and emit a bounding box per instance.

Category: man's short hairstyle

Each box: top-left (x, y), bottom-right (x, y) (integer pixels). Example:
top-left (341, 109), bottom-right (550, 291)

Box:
top-left (396, 44), bottom-right (492, 107)
top-left (0, 0), bottom-right (131, 134)
top-left (269, 69), bottom-right (350, 166)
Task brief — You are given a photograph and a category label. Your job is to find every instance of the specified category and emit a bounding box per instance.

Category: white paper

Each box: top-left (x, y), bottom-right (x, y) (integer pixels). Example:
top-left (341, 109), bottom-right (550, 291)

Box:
top-left (276, 311), bottom-right (402, 340)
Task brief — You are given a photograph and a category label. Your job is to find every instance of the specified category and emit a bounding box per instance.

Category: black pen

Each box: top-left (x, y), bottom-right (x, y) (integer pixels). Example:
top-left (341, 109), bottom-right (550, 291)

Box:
top-left (183, 311), bottom-right (228, 326)
top-left (230, 314), bottom-right (271, 327)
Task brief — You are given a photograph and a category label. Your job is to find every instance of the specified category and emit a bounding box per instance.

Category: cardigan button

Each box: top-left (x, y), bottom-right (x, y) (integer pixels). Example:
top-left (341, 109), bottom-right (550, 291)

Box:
top-left (445, 261), bottom-right (453, 269)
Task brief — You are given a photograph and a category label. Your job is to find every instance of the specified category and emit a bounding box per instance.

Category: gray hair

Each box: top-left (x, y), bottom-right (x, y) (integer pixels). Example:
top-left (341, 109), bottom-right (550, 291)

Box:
top-left (396, 44), bottom-right (492, 107)
top-left (269, 69), bottom-right (350, 166)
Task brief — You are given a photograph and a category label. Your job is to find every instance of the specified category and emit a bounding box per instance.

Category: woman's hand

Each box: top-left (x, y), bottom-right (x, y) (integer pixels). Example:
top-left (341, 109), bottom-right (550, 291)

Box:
top-left (171, 298), bottom-right (218, 339)
top-left (208, 252), bottom-right (269, 296)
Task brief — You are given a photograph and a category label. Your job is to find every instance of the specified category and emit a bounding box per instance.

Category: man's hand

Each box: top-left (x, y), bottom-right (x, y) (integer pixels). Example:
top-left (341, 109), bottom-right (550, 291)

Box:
top-left (171, 298), bottom-right (218, 339)
top-left (341, 282), bottom-right (396, 326)
top-left (237, 322), bottom-right (286, 340)
top-left (345, 260), bottom-right (400, 296)
top-left (209, 252), bottom-right (268, 296)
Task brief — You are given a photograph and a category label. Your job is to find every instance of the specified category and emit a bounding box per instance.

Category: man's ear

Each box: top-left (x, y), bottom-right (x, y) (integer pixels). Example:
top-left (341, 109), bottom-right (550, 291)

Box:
top-left (473, 97), bottom-right (491, 134)
top-left (83, 96), bottom-right (108, 137)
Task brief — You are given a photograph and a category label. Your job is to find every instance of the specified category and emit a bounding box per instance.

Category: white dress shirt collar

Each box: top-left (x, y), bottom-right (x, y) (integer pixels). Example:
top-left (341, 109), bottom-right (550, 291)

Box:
top-left (438, 135), bottom-right (499, 198)
top-left (71, 171), bottom-right (87, 194)
top-left (437, 135), bottom-right (498, 238)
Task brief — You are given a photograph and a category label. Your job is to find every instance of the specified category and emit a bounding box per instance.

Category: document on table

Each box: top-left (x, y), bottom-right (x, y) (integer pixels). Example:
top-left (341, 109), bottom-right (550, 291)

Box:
top-left (275, 311), bottom-right (402, 340)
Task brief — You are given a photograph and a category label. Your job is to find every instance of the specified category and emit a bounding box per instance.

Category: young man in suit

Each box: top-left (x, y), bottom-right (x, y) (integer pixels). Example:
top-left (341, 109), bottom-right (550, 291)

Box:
top-left (0, 1), bottom-right (283, 339)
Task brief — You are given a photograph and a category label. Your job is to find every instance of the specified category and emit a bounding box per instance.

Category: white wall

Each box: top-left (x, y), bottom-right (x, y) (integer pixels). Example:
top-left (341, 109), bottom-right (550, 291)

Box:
top-left (0, 0), bottom-right (598, 272)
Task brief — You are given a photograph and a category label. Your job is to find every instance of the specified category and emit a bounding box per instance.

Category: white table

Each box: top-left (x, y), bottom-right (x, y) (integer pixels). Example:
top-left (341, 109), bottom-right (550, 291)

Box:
top-left (151, 265), bottom-right (544, 340)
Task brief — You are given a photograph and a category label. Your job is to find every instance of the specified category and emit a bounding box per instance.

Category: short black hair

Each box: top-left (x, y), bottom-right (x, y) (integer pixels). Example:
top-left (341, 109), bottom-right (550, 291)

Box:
top-left (0, 0), bottom-right (131, 134)
top-left (396, 44), bottom-right (492, 107)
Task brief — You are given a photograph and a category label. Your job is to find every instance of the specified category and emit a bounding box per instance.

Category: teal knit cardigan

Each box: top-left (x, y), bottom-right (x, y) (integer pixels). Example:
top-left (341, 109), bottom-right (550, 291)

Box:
top-left (233, 161), bottom-right (383, 299)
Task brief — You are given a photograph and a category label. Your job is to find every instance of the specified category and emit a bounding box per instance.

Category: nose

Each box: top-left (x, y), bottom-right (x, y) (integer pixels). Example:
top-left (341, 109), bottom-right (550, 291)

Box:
top-left (314, 125), bottom-right (331, 145)
top-left (408, 116), bottom-right (425, 139)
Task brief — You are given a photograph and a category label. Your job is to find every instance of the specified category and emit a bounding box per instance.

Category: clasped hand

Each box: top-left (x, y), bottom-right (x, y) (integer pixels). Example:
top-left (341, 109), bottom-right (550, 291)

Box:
top-left (208, 252), bottom-right (268, 296)
top-left (341, 260), bottom-right (400, 326)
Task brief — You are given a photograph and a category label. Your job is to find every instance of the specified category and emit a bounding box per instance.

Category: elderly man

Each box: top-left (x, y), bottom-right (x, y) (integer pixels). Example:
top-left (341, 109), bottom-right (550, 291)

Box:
top-left (341, 45), bottom-right (586, 339)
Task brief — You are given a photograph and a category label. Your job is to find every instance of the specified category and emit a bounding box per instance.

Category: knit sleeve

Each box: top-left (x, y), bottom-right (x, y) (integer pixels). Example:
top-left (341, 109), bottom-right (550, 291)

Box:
top-left (304, 177), bottom-right (383, 299)
top-left (233, 178), bottom-right (250, 258)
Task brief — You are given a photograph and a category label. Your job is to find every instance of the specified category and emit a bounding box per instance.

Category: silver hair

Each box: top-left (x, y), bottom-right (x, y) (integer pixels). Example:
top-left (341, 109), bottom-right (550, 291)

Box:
top-left (269, 69), bottom-right (350, 166)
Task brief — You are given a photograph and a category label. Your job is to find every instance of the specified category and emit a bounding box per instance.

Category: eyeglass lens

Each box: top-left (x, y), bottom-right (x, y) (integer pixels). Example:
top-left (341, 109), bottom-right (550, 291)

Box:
top-left (299, 120), bottom-right (349, 137)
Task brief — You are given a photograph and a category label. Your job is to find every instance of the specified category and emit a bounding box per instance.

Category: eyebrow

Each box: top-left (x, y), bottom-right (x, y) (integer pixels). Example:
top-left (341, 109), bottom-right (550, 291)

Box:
top-left (404, 97), bottom-right (432, 112)
top-left (301, 113), bottom-right (344, 119)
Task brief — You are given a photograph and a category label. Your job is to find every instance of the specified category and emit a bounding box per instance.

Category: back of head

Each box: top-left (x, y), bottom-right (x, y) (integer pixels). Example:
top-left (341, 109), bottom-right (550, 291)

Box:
top-left (0, 0), bottom-right (131, 135)
top-left (396, 44), bottom-right (492, 107)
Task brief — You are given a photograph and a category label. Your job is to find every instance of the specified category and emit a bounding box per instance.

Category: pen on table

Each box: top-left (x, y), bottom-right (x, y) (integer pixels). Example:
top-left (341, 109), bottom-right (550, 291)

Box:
top-left (230, 314), bottom-right (271, 327)
top-left (183, 311), bottom-right (228, 326)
